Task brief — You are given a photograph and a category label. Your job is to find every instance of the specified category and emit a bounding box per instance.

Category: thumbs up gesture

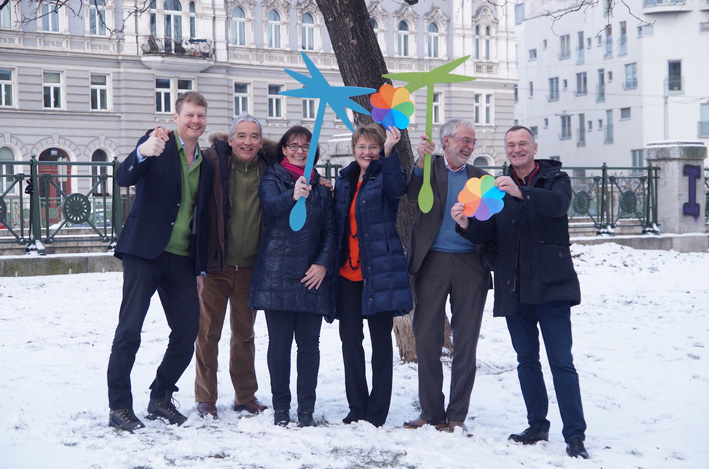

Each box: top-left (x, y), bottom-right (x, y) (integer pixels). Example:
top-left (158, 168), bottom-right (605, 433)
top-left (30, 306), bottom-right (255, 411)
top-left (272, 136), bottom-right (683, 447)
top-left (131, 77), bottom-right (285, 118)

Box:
top-left (138, 126), bottom-right (170, 157)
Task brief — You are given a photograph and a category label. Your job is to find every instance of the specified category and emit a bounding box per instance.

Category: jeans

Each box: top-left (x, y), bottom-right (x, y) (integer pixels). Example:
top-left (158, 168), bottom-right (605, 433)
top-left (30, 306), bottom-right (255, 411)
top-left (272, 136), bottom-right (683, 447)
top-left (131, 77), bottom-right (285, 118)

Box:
top-left (506, 300), bottom-right (587, 442)
top-left (265, 310), bottom-right (322, 414)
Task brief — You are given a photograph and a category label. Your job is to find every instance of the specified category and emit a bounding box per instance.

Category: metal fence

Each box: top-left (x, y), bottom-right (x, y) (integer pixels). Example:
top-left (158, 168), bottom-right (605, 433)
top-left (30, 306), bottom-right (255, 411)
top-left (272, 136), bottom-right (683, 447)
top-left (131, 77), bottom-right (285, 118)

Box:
top-left (2, 158), bottom-right (705, 255)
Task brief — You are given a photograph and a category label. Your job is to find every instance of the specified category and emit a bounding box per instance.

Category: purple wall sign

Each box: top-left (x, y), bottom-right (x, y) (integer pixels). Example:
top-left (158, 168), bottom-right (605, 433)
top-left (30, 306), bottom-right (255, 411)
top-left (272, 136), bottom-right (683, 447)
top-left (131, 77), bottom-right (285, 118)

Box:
top-left (682, 164), bottom-right (701, 219)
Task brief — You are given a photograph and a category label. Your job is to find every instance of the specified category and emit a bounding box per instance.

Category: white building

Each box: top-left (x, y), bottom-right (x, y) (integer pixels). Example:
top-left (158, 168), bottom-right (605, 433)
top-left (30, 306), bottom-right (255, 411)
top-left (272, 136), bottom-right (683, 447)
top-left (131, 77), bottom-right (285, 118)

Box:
top-left (513, 0), bottom-right (709, 168)
top-left (0, 0), bottom-right (516, 206)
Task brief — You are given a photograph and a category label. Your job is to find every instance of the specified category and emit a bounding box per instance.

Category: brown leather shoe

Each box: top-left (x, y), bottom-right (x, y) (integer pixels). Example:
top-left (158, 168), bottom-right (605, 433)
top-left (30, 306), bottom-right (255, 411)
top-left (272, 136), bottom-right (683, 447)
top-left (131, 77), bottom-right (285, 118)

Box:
top-left (233, 398), bottom-right (267, 414)
top-left (446, 421), bottom-right (468, 434)
top-left (197, 402), bottom-right (218, 419)
top-left (403, 417), bottom-right (447, 430)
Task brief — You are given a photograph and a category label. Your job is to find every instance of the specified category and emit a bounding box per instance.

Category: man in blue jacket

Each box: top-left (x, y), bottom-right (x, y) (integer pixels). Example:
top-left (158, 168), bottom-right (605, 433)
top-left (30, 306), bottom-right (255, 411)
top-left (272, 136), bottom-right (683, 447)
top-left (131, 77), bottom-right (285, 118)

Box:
top-left (107, 91), bottom-right (213, 432)
top-left (452, 125), bottom-right (588, 459)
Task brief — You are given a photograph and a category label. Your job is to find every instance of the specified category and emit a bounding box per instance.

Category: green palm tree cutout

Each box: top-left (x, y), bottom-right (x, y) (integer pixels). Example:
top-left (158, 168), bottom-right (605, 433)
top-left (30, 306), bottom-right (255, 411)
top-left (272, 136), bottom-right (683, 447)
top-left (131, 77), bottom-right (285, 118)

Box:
top-left (384, 56), bottom-right (476, 213)
top-left (280, 51), bottom-right (375, 231)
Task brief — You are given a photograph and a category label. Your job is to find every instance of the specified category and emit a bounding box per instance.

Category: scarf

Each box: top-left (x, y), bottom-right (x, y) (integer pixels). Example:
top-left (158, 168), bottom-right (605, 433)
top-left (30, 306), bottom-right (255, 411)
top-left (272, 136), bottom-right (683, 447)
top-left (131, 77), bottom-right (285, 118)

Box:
top-left (280, 160), bottom-right (317, 182)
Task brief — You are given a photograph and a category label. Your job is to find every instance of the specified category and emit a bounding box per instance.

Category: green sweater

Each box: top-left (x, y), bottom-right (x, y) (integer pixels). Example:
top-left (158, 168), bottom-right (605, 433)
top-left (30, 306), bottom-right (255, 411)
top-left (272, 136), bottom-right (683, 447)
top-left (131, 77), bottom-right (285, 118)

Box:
top-left (225, 156), bottom-right (261, 268)
top-left (165, 134), bottom-right (201, 257)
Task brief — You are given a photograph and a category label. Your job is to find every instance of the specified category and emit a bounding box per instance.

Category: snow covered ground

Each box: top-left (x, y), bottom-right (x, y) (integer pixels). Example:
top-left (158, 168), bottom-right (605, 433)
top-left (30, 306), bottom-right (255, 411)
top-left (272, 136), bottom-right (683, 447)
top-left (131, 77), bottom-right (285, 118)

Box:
top-left (1, 243), bottom-right (707, 469)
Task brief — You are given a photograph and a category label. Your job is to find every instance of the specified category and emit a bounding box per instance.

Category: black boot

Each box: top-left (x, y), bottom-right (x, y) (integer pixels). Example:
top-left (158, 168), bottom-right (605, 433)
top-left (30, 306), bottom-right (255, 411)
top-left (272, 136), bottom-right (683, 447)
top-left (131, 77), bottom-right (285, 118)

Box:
top-left (147, 392), bottom-right (187, 425)
top-left (566, 437), bottom-right (589, 459)
top-left (298, 412), bottom-right (316, 428)
top-left (274, 409), bottom-right (290, 427)
top-left (508, 426), bottom-right (549, 444)
top-left (109, 408), bottom-right (145, 432)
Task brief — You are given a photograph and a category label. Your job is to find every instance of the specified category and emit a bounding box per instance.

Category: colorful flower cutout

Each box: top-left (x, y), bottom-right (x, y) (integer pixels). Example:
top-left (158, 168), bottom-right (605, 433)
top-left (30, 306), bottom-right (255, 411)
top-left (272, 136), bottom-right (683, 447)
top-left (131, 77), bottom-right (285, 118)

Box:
top-left (370, 84), bottom-right (415, 129)
top-left (458, 175), bottom-right (505, 220)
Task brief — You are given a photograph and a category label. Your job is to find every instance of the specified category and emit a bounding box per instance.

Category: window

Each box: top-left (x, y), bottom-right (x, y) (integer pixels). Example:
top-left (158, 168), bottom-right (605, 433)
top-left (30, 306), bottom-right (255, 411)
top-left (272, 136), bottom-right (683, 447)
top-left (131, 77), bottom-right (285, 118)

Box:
top-left (301, 13), bottom-right (314, 51)
top-left (90, 73), bottom-right (109, 111)
top-left (587, 37), bottom-right (592, 49)
top-left (619, 21), bottom-right (627, 55)
top-left (577, 31), bottom-right (584, 62)
top-left (89, 0), bottom-right (107, 36)
top-left (233, 82), bottom-right (248, 116)
top-left (604, 25), bottom-right (613, 57)
top-left (513, 85), bottom-right (518, 102)
top-left (598, 119), bottom-right (603, 129)
top-left (268, 84), bottom-right (283, 118)
top-left (605, 109), bottom-right (613, 142)
top-left (548, 77), bottom-right (559, 101)
top-left (155, 77), bottom-right (192, 113)
top-left (484, 26), bottom-right (491, 60)
top-left (0, 147), bottom-right (14, 195)
top-left (588, 120), bottom-right (593, 132)
top-left (41, 2), bottom-right (60, 32)
top-left (0, 0), bottom-right (11, 28)
top-left (528, 81), bottom-right (533, 98)
top-left (559, 34), bottom-right (570, 59)
top-left (544, 118), bottom-right (549, 128)
top-left (427, 23), bottom-right (439, 58)
top-left (597, 35), bottom-right (602, 47)
top-left (576, 72), bottom-right (587, 96)
top-left (529, 48), bottom-right (537, 60)
top-left (432, 92), bottom-right (442, 124)
top-left (267, 9), bottom-right (281, 49)
top-left (514, 3), bottom-right (524, 25)
top-left (699, 103), bottom-right (709, 137)
top-left (638, 24), bottom-right (654, 37)
top-left (530, 126), bottom-right (538, 137)
top-left (474, 25), bottom-right (480, 59)
top-left (164, 0), bottom-right (183, 53)
top-left (231, 6), bottom-right (246, 46)
top-left (624, 63), bottom-right (637, 89)
top-left (0, 68), bottom-right (13, 107)
top-left (397, 21), bottom-right (410, 57)
top-left (188, 1), bottom-right (195, 39)
top-left (668, 60), bottom-right (682, 92)
top-left (484, 94), bottom-right (492, 124)
top-left (597, 69), bottom-right (605, 102)
top-left (550, 156), bottom-right (560, 161)
top-left (578, 113), bottom-right (585, 145)
top-left (631, 149), bottom-right (644, 167)
top-left (542, 39), bottom-right (547, 49)
top-left (620, 107), bottom-right (631, 120)
top-left (302, 98), bottom-right (315, 120)
top-left (560, 115), bottom-right (571, 139)
top-left (91, 149), bottom-right (109, 196)
top-left (473, 94), bottom-right (492, 125)
top-left (43, 71), bottom-right (62, 109)
top-left (474, 94), bottom-right (481, 124)
top-left (608, 71), bottom-right (613, 82)
top-left (150, 0), bottom-right (157, 36)
top-left (562, 79), bottom-right (568, 89)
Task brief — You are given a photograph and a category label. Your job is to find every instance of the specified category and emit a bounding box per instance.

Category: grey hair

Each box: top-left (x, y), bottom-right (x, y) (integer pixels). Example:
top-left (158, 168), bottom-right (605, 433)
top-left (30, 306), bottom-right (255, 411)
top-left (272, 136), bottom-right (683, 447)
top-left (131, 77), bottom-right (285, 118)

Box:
top-left (505, 125), bottom-right (536, 144)
top-left (230, 112), bottom-right (263, 140)
top-left (439, 118), bottom-right (475, 146)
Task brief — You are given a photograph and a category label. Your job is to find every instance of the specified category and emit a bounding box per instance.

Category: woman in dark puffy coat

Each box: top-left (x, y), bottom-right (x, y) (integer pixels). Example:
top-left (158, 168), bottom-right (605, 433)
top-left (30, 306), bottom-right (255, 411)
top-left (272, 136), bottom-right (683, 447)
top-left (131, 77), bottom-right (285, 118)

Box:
top-left (248, 126), bottom-right (336, 428)
top-left (332, 123), bottom-right (412, 427)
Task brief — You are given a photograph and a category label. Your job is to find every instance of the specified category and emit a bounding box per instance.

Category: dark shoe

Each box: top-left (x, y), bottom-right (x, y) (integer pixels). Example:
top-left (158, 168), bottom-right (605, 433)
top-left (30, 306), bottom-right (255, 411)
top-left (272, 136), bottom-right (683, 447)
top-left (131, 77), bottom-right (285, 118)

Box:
top-left (508, 426), bottom-right (549, 445)
top-left (108, 408), bottom-right (145, 432)
top-left (147, 393), bottom-right (188, 426)
top-left (566, 437), bottom-right (589, 459)
top-left (197, 402), bottom-right (218, 419)
top-left (274, 409), bottom-right (290, 427)
top-left (233, 398), bottom-right (268, 414)
top-left (403, 417), bottom-right (448, 430)
top-left (342, 412), bottom-right (360, 424)
top-left (298, 412), bottom-right (316, 428)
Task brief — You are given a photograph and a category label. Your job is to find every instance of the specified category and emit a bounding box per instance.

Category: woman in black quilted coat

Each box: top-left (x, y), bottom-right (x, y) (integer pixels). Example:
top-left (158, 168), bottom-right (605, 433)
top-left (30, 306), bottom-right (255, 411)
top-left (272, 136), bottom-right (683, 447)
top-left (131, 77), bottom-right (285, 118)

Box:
top-left (332, 124), bottom-right (412, 427)
top-left (248, 126), bottom-right (336, 428)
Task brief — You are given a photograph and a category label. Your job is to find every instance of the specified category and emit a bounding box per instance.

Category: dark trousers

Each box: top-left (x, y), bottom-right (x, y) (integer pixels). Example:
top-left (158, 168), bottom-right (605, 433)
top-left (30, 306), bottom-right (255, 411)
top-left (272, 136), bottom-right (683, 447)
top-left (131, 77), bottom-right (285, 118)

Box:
top-left (337, 277), bottom-right (394, 427)
top-left (107, 252), bottom-right (200, 410)
top-left (506, 300), bottom-right (587, 442)
top-left (264, 309), bottom-right (322, 414)
top-left (195, 265), bottom-right (258, 405)
top-left (412, 251), bottom-right (488, 423)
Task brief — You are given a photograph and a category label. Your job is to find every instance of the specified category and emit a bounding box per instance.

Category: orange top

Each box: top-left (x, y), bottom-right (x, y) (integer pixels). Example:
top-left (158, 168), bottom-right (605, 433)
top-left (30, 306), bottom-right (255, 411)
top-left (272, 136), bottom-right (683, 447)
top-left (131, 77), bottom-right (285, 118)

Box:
top-left (339, 182), bottom-right (363, 282)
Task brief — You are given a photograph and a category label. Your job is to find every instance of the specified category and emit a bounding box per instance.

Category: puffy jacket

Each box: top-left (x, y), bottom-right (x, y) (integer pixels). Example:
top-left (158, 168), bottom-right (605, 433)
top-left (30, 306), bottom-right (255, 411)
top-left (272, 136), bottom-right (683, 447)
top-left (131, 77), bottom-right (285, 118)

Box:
top-left (248, 163), bottom-right (337, 320)
top-left (332, 149), bottom-right (413, 318)
top-left (459, 159), bottom-right (581, 317)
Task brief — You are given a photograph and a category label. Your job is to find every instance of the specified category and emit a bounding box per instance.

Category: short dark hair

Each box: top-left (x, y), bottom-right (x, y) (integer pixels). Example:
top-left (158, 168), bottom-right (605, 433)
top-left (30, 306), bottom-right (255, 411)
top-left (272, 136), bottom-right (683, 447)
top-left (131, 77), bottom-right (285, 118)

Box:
top-left (505, 125), bottom-right (535, 143)
top-left (277, 125), bottom-right (320, 164)
top-left (351, 123), bottom-right (385, 150)
top-left (175, 91), bottom-right (208, 114)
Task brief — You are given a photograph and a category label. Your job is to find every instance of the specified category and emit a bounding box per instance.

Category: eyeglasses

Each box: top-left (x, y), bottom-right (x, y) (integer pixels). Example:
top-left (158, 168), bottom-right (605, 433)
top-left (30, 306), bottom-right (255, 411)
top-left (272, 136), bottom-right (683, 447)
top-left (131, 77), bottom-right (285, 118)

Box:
top-left (355, 145), bottom-right (380, 152)
top-left (451, 136), bottom-right (477, 146)
top-left (286, 143), bottom-right (310, 152)
top-left (505, 141), bottom-right (531, 150)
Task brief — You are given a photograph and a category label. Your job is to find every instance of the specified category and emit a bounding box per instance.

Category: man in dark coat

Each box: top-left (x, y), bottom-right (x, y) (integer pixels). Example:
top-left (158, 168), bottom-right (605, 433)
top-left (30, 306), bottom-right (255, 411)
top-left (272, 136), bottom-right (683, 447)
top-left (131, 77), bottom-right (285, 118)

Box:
top-left (107, 91), bottom-right (213, 432)
top-left (452, 125), bottom-right (588, 459)
top-left (404, 119), bottom-right (491, 433)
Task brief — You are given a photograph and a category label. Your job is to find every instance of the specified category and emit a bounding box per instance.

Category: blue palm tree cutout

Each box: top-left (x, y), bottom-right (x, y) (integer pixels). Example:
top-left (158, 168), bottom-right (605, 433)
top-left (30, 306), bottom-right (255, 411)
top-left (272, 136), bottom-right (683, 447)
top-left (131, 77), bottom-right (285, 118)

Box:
top-left (280, 51), bottom-right (375, 231)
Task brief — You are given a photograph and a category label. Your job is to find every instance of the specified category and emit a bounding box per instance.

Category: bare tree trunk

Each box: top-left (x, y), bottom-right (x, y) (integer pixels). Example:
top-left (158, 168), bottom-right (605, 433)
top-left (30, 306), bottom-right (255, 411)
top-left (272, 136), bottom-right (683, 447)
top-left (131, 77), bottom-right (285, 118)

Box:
top-left (316, 0), bottom-right (452, 362)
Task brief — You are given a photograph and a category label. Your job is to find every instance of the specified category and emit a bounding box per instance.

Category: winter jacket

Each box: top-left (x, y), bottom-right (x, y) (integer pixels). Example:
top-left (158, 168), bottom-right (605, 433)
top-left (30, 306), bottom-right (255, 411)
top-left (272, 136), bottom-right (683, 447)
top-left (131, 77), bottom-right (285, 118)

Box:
top-left (458, 159), bottom-right (581, 317)
top-left (332, 148), bottom-right (413, 318)
top-left (248, 163), bottom-right (337, 321)
top-left (202, 137), bottom-right (269, 273)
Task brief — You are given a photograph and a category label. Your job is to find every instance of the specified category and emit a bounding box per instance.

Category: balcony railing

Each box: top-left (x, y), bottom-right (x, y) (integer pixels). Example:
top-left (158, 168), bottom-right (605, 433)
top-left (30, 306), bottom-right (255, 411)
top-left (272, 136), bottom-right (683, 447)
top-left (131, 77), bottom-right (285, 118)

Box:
top-left (141, 36), bottom-right (214, 59)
